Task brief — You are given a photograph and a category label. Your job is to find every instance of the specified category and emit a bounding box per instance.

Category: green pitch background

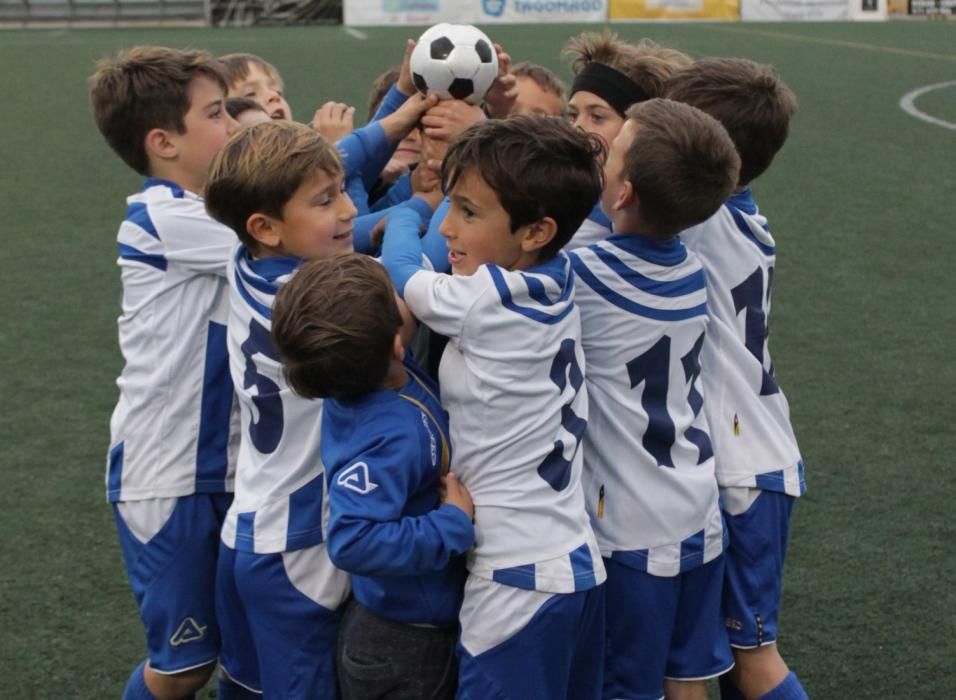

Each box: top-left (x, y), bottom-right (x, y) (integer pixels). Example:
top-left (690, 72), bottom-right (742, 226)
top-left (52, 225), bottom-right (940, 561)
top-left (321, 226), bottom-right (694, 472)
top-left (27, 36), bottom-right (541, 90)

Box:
top-left (1, 19), bottom-right (954, 698)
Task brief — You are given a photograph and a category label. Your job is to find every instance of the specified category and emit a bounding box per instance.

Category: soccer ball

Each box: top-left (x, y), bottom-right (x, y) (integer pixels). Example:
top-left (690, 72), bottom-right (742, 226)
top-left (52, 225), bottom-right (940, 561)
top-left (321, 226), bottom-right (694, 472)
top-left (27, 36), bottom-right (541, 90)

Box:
top-left (410, 23), bottom-right (499, 105)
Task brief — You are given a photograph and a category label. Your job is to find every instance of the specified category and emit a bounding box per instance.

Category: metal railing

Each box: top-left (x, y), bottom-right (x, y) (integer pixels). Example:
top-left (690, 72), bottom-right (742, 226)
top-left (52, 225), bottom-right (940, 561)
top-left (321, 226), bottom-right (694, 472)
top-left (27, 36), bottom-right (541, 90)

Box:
top-left (0, 0), bottom-right (341, 25)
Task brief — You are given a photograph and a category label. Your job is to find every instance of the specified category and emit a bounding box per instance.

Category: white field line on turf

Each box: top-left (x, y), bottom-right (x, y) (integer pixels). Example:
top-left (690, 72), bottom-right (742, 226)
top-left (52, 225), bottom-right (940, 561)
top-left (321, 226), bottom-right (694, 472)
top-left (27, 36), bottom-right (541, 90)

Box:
top-left (708, 25), bottom-right (956, 63)
top-left (344, 27), bottom-right (368, 40)
top-left (899, 81), bottom-right (956, 132)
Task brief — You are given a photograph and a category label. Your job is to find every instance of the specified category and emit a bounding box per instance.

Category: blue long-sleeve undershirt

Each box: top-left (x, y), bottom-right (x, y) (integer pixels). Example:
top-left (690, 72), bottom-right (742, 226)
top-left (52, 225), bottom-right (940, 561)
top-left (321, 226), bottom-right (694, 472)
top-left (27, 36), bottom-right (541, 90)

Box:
top-left (352, 196), bottom-right (435, 256)
top-left (381, 206), bottom-right (430, 297)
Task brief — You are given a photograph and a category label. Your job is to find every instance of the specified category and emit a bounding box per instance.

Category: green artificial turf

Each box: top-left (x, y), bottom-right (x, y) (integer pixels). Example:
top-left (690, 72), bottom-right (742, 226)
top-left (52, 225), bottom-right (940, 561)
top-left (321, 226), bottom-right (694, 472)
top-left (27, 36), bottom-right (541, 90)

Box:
top-left (1, 20), bottom-right (953, 698)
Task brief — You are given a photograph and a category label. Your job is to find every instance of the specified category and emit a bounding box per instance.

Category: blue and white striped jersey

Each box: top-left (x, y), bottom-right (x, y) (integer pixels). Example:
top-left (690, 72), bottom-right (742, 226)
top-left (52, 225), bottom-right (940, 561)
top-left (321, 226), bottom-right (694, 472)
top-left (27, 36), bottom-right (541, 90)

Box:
top-left (564, 202), bottom-right (613, 252)
top-left (401, 254), bottom-right (606, 594)
top-left (106, 179), bottom-right (240, 503)
top-left (680, 190), bottom-right (805, 497)
top-left (569, 234), bottom-right (724, 577)
top-left (218, 246), bottom-right (349, 613)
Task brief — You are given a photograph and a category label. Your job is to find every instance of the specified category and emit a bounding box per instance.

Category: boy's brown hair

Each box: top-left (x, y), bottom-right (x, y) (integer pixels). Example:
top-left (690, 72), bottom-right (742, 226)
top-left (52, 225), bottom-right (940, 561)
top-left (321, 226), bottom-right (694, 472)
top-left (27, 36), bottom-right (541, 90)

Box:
top-left (621, 98), bottom-right (740, 237)
top-left (272, 253), bottom-right (403, 401)
top-left (89, 46), bottom-right (228, 176)
top-left (564, 32), bottom-right (692, 100)
top-left (367, 66), bottom-right (401, 122)
top-left (205, 120), bottom-right (342, 250)
top-left (442, 115), bottom-right (605, 261)
top-left (218, 53), bottom-right (284, 91)
top-left (665, 58), bottom-right (796, 186)
top-left (512, 62), bottom-right (566, 100)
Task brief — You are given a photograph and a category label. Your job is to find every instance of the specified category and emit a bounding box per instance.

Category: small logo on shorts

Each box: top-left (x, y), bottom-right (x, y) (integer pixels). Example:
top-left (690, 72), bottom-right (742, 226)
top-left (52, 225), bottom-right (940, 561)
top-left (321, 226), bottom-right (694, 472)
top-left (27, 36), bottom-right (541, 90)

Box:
top-left (724, 616), bottom-right (743, 632)
top-left (337, 462), bottom-right (379, 495)
top-left (170, 617), bottom-right (207, 646)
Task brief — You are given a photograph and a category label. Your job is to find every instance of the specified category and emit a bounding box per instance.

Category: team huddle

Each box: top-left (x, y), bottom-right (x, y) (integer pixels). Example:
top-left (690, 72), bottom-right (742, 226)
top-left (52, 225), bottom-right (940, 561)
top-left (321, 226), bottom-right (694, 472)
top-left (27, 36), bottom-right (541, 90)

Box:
top-left (91, 29), bottom-right (806, 700)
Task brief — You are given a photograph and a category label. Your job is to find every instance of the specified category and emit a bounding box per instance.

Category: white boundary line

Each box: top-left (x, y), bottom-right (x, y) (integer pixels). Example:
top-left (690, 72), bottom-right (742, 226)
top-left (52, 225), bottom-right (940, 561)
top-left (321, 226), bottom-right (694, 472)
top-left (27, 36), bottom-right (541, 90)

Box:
top-left (899, 81), bottom-right (956, 132)
top-left (343, 26), bottom-right (368, 40)
top-left (708, 25), bottom-right (956, 63)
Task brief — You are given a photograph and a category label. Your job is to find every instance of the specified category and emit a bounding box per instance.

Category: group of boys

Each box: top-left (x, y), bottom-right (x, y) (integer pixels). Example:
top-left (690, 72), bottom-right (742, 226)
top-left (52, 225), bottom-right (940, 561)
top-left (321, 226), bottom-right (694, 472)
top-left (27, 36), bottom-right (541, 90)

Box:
top-left (91, 30), bottom-right (806, 700)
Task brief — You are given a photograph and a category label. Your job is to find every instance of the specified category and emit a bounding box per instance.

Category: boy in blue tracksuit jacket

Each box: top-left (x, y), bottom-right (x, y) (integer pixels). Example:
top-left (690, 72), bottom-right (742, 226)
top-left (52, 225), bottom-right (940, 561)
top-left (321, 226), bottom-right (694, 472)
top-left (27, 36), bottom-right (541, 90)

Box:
top-left (271, 252), bottom-right (475, 700)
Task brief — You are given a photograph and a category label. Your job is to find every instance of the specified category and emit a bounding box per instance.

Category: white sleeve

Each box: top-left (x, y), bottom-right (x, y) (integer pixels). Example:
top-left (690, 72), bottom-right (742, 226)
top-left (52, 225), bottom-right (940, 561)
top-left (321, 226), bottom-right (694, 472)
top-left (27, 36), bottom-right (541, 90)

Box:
top-left (402, 268), bottom-right (490, 347)
top-left (154, 197), bottom-right (238, 277)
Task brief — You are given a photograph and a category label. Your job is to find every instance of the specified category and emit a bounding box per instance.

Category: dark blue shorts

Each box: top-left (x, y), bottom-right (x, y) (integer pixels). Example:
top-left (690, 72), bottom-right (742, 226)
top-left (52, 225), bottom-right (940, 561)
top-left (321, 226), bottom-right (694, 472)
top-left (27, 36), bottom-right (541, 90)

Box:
top-left (721, 489), bottom-right (796, 648)
top-left (216, 543), bottom-right (344, 698)
top-left (604, 555), bottom-right (733, 700)
top-left (457, 580), bottom-right (606, 700)
top-left (112, 493), bottom-right (232, 674)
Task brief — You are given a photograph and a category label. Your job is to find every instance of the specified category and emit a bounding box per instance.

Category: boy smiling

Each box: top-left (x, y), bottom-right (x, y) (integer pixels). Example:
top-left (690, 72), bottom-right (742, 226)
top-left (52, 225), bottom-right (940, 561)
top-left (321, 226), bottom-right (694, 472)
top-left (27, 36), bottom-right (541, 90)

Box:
top-left (203, 120), bottom-right (356, 699)
top-left (381, 115), bottom-right (608, 700)
top-left (90, 45), bottom-right (241, 700)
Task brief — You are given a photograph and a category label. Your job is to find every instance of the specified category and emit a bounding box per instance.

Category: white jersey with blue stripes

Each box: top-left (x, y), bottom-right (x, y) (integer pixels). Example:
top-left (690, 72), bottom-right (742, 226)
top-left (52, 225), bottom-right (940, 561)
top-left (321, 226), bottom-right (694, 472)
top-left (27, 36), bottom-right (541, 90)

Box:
top-left (402, 254), bottom-right (605, 594)
top-left (680, 190), bottom-right (804, 497)
top-left (569, 234), bottom-right (724, 577)
top-left (106, 179), bottom-right (240, 502)
top-left (218, 245), bottom-right (346, 600)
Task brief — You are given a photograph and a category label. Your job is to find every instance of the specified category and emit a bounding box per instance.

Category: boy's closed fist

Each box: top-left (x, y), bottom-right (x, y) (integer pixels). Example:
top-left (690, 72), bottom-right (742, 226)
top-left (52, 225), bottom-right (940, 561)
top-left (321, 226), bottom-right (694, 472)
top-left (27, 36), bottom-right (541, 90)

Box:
top-left (312, 101), bottom-right (355, 142)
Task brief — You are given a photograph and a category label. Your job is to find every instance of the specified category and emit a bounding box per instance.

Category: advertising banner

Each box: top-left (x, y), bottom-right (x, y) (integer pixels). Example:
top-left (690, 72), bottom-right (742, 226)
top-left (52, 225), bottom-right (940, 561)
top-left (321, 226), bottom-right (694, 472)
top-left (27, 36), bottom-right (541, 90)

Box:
top-left (740, 0), bottom-right (849, 19)
top-left (344, 0), bottom-right (607, 25)
top-left (848, 0), bottom-right (887, 19)
top-left (904, 0), bottom-right (955, 15)
top-left (609, 0), bottom-right (738, 19)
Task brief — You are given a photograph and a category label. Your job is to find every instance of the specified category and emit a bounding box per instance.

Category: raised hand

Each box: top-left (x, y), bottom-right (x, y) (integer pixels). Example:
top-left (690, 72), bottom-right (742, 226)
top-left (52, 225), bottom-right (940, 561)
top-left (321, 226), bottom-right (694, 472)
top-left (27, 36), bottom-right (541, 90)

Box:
top-left (311, 101), bottom-right (355, 142)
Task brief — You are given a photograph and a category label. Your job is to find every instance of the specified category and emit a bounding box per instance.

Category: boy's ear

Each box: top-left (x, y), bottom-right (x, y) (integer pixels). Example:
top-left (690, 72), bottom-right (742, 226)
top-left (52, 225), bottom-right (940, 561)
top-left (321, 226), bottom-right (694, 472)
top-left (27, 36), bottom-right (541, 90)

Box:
top-left (611, 180), bottom-right (636, 213)
top-left (518, 216), bottom-right (558, 254)
top-left (391, 332), bottom-right (405, 362)
top-left (246, 213), bottom-right (282, 249)
top-left (144, 128), bottom-right (178, 162)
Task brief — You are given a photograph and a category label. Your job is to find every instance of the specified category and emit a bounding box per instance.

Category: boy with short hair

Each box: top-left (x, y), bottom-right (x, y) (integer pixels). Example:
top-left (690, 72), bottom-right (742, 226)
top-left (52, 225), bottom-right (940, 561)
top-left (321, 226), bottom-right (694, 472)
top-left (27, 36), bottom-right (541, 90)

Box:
top-left (381, 115), bottom-right (607, 700)
top-left (567, 97), bottom-right (740, 700)
top-left (89, 45), bottom-right (241, 700)
top-left (563, 32), bottom-right (693, 250)
top-left (666, 58), bottom-right (807, 700)
top-left (203, 120), bottom-right (356, 699)
top-left (220, 52), bottom-right (292, 120)
top-left (511, 61), bottom-right (566, 117)
top-left (271, 252), bottom-right (475, 700)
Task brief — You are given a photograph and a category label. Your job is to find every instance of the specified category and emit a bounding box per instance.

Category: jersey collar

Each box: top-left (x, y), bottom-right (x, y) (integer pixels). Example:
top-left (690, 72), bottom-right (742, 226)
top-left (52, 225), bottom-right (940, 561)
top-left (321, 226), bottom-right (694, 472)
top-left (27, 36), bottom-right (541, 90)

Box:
top-left (141, 178), bottom-right (186, 198)
top-left (605, 233), bottom-right (687, 267)
top-left (241, 247), bottom-right (301, 282)
top-left (726, 188), bottom-right (757, 215)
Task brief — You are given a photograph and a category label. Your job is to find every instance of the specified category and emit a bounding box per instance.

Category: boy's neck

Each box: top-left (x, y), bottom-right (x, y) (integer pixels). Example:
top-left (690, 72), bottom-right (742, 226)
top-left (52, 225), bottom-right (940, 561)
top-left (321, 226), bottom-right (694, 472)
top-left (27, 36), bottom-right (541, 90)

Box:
top-left (380, 357), bottom-right (408, 392)
top-left (147, 162), bottom-right (203, 197)
top-left (610, 209), bottom-right (669, 240)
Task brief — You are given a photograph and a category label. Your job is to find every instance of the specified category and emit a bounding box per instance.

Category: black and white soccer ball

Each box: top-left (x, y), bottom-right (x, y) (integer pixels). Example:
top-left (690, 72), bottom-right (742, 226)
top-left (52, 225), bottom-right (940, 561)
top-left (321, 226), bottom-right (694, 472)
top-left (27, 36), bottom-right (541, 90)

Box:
top-left (410, 23), bottom-right (499, 105)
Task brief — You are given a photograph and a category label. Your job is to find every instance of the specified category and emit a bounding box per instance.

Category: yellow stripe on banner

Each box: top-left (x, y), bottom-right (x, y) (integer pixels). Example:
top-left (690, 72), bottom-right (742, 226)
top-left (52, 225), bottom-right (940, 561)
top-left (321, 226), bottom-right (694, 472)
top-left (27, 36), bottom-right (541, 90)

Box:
top-left (610, 0), bottom-right (739, 20)
top-left (707, 25), bottom-right (956, 63)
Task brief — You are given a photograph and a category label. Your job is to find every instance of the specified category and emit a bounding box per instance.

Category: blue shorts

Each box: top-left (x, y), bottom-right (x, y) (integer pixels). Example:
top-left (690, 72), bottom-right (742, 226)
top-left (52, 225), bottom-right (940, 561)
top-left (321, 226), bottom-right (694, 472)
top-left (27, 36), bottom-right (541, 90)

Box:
top-left (457, 577), bottom-right (605, 700)
top-left (721, 489), bottom-right (795, 648)
top-left (604, 555), bottom-right (733, 700)
top-left (216, 543), bottom-right (344, 698)
top-left (112, 492), bottom-right (232, 674)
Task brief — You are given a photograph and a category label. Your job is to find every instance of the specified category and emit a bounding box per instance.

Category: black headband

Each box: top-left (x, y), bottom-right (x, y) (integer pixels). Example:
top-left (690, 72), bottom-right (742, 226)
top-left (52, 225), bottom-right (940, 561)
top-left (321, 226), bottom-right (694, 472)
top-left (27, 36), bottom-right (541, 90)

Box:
top-left (570, 62), bottom-right (649, 117)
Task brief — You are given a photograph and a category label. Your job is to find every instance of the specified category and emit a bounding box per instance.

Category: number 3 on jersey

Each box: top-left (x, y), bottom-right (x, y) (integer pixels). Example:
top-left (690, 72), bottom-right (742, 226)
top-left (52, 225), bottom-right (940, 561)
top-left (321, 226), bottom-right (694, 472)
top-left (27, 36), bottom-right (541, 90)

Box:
top-left (538, 338), bottom-right (588, 492)
top-left (240, 319), bottom-right (284, 454)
